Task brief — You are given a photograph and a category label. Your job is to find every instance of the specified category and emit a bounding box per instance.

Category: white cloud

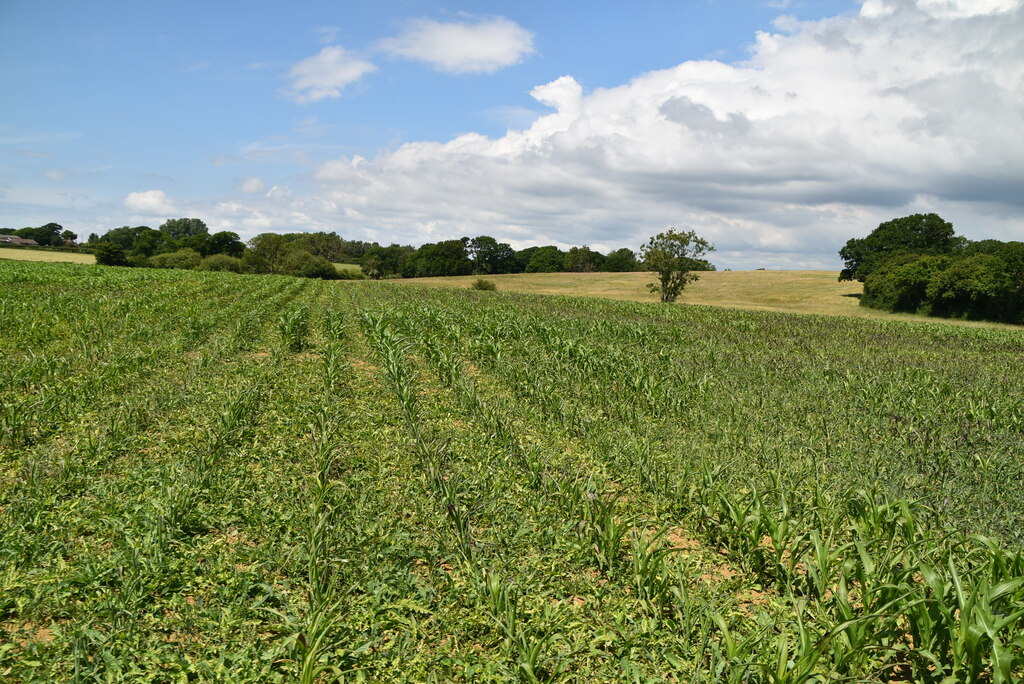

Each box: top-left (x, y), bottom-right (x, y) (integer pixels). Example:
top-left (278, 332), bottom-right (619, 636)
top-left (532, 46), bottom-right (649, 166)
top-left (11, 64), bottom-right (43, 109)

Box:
top-left (297, 0), bottom-right (1023, 268)
top-left (239, 176), bottom-right (265, 193)
top-left (285, 46), bottom-right (376, 104)
top-left (44, 170), bottom-right (67, 182)
top-left (123, 189), bottom-right (177, 215)
top-left (379, 17), bottom-right (534, 73)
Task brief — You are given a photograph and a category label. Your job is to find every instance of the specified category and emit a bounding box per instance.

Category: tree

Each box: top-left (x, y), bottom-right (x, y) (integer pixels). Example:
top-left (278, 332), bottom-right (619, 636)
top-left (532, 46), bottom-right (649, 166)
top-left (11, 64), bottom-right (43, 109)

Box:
top-left (925, 253), bottom-right (1018, 321)
top-left (839, 213), bottom-right (959, 282)
top-left (159, 217), bottom-right (209, 240)
top-left (288, 231), bottom-right (346, 262)
top-left (524, 246), bottom-right (565, 273)
top-left (640, 228), bottom-right (715, 303)
top-left (564, 246), bottom-right (604, 272)
top-left (243, 233), bottom-right (293, 274)
top-left (467, 235), bottom-right (515, 274)
top-left (61, 229), bottom-right (78, 245)
top-left (93, 243), bottom-right (129, 266)
top-left (360, 244), bottom-right (413, 279)
top-left (601, 248), bottom-right (639, 272)
top-left (403, 240), bottom-right (473, 278)
top-left (207, 231), bottom-right (245, 257)
top-left (15, 222), bottom-right (63, 246)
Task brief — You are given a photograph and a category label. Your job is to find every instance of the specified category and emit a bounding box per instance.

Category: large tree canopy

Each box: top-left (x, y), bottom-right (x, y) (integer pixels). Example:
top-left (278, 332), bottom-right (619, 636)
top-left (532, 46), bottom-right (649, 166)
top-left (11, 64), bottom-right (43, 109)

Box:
top-left (839, 213), bottom-right (958, 282)
top-left (159, 217), bottom-right (209, 240)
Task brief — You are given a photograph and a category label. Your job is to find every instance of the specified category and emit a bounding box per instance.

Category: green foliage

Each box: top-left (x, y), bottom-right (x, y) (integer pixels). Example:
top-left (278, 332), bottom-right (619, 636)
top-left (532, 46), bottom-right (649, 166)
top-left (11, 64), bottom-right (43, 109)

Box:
top-left (159, 217), bottom-right (210, 240)
top-left (926, 253), bottom-right (1018, 321)
top-left (278, 304), bottom-right (310, 352)
top-left (197, 253), bottom-right (243, 272)
top-left (148, 248), bottom-right (203, 270)
top-left (641, 227), bottom-right (715, 302)
top-left (862, 254), bottom-right (951, 313)
top-left (471, 278), bottom-right (497, 291)
top-left (206, 231), bottom-right (245, 257)
top-left (839, 213), bottom-right (958, 282)
top-left (282, 250), bottom-right (339, 280)
top-left (360, 244), bottom-right (413, 279)
top-left (402, 239), bottom-right (473, 278)
top-left (467, 235), bottom-right (516, 275)
top-left (523, 245), bottom-right (565, 273)
top-left (862, 250), bottom-right (1024, 324)
top-left (4, 262), bottom-right (1024, 681)
top-left (92, 242), bottom-right (129, 266)
top-left (601, 247), bottom-right (640, 272)
top-left (563, 245), bottom-right (603, 272)
top-left (13, 222), bottom-right (64, 246)
top-left (243, 233), bottom-right (292, 274)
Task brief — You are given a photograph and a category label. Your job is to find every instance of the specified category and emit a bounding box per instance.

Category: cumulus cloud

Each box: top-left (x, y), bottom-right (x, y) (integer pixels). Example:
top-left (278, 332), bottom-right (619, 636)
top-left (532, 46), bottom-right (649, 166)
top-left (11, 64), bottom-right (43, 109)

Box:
top-left (123, 189), bottom-right (177, 215)
top-left (379, 16), bottom-right (534, 73)
top-left (301, 0), bottom-right (1023, 268)
top-left (285, 46), bottom-right (376, 103)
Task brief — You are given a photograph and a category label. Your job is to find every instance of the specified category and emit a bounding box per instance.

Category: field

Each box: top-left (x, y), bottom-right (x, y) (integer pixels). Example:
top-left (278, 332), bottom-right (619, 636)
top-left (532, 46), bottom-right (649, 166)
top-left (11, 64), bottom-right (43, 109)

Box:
top-left (399, 270), bottom-right (1017, 327)
top-left (0, 246), bottom-right (95, 265)
top-left (333, 262), bottom-right (362, 275)
top-left (2, 260), bottom-right (1024, 681)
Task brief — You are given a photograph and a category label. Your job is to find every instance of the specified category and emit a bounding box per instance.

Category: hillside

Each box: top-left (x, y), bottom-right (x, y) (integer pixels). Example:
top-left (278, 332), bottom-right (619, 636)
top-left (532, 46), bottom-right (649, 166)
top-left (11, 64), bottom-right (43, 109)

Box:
top-left (398, 269), bottom-right (1024, 328)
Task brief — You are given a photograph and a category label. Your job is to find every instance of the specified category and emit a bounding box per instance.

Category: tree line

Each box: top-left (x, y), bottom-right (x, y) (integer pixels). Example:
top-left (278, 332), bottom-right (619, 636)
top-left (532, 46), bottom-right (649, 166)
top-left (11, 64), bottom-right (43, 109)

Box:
top-left (68, 219), bottom-right (715, 282)
top-left (1, 222), bottom-right (78, 246)
top-left (7, 218), bottom-right (717, 296)
top-left (839, 213), bottom-right (1024, 324)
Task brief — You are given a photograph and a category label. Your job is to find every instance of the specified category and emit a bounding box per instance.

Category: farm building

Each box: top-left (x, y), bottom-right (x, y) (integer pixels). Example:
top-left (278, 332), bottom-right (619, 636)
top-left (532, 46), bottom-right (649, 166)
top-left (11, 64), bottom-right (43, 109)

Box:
top-left (0, 236), bottom-right (40, 246)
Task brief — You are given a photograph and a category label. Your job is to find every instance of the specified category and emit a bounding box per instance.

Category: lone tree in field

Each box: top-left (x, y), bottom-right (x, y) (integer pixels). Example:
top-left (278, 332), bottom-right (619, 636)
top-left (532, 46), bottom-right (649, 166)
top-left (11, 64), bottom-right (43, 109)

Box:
top-left (641, 228), bottom-right (714, 303)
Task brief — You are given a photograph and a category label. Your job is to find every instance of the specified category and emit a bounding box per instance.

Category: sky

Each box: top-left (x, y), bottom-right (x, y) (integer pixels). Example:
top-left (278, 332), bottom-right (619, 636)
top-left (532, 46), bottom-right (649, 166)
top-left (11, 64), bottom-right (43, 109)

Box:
top-left (1, 0), bottom-right (1022, 269)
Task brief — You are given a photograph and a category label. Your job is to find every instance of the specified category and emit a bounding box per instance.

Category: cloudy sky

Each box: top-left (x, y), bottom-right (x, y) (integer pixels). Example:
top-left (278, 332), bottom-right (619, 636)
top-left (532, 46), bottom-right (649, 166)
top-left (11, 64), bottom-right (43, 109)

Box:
top-left (1, 0), bottom-right (1021, 269)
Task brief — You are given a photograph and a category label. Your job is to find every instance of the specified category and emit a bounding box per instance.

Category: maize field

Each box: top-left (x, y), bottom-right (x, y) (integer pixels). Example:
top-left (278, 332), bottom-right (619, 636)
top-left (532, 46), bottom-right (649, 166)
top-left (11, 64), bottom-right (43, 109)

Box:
top-left (1, 260), bottom-right (1023, 682)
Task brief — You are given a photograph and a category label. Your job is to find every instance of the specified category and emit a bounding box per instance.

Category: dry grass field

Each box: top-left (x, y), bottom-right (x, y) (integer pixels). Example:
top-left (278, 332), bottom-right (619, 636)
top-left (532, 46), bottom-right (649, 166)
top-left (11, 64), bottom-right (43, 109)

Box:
top-left (0, 247), bottom-right (95, 264)
top-left (398, 269), bottom-right (1017, 328)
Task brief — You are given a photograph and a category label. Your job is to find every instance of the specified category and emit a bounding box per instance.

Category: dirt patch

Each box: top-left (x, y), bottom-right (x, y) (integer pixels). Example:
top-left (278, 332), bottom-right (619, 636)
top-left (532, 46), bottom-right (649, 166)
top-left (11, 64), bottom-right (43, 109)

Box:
top-left (2, 622), bottom-right (55, 646)
top-left (665, 530), bottom-right (703, 552)
top-left (701, 564), bottom-right (741, 583)
top-left (737, 589), bottom-right (771, 614)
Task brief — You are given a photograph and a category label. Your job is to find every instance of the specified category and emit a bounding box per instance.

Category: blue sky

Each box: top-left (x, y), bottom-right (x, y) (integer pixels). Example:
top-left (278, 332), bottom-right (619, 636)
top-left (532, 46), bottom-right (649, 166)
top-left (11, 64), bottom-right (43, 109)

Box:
top-left (2, 0), bottom-right (1022, 268)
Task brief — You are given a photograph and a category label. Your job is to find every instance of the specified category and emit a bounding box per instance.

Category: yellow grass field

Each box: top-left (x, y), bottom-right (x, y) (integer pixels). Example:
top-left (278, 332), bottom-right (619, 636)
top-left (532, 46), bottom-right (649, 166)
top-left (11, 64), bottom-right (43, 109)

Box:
top-left (0, 247), bottom-right (95, 264)
top-left (395, 270), bottom-right (1016, 328)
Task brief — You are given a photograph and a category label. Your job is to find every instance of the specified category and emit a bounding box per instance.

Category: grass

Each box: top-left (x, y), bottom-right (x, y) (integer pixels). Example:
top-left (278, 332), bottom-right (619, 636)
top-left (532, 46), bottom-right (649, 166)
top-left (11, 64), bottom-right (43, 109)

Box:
top-left (0, 246), bottom-right (95, 264)
top-left (332, 262), bottom-right (361, 274)
top-left (398, 269), bottom-right (1019, 328)
top-left (3, 260), bottom-right (1024, 680)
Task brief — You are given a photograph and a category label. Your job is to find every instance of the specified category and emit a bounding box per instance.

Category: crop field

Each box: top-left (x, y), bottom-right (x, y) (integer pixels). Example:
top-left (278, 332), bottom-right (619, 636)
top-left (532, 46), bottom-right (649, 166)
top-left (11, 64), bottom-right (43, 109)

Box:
top-left (0, 247), bottom-right (95, 265)
top-left (2, 260), bottom-right (1024, 682)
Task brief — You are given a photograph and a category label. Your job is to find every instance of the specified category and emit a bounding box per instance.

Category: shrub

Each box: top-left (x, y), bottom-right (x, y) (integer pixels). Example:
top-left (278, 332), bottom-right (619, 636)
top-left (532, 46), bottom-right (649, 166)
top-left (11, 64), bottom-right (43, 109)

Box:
top-left (282, 250), bottom-right (339, 280)
top-left (197, 254), bottom-right (242, 273)
top-left (149, 248), bottom-right (202, 270)
top-left (471, 278), bottom-right (497, 291)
